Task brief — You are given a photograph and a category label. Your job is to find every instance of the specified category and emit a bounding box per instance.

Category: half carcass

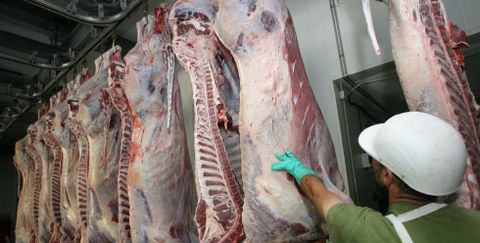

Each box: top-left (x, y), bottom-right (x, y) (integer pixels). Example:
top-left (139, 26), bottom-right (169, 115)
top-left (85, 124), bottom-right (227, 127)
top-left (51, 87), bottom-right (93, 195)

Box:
top-left (212, 0), bottom-right (350, 241)
top-left (76, 47), bottom-right (122, 242)
top-left (170, 1), bottom-right (245, 241)
top-left (24, 126), bottom-right (44, 243)
top-left (64, 69), bottom-right (92, 242)
top-left (31, 103), bottom-right (55, 243)
top-left (122, 8), bottom-right (196, 242)
top-left (14, 137), bottom-right (35, 243)
top-left (99, 48), bottom-right (132, 243)
top-left (42, 94), bottom-right (66, 243)
top-left (363, 0), bottom-right (480, 208)
top-left (51, 83), bottom-right (82, 242)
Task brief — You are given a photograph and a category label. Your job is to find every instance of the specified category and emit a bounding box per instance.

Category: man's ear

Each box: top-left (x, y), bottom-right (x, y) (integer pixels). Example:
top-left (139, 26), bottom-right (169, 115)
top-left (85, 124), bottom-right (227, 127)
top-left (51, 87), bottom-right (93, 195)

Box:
top-left (382, 168), bottom-right (395, 187)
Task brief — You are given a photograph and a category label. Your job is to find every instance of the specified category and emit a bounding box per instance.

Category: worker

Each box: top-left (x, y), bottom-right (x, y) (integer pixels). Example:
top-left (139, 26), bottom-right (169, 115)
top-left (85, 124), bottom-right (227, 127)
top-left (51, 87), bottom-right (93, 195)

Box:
top-left (272, 111), bottom-right (480, 243)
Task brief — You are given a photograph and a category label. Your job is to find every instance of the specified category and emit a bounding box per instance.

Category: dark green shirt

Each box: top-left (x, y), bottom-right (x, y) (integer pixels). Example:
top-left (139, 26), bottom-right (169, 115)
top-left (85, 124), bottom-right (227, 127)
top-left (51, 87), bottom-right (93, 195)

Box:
top-left (326, 202), bottom-right (480, 243)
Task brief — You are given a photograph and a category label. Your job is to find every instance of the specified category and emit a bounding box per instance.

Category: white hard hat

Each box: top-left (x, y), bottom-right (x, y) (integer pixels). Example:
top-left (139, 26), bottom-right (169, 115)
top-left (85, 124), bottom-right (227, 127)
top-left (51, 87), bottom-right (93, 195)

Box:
top-left (358, 111), bottom-right (467, 196)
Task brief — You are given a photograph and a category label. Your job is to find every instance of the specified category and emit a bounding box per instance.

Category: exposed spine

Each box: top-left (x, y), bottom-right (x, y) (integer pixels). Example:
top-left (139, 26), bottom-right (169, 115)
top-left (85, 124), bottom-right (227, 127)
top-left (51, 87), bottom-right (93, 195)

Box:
top-left (192, 62), bottom-right (244, 242)
top-left (41, 133), bottom-right (63, 243)
top-left (102, 62), bottom-right (132, 243)
top-left (171, 3), bottom-right (246, 240)
top-left (64, 118), bottom-right (89, 239)
top-left (25, 145), bottom-right (42, 242)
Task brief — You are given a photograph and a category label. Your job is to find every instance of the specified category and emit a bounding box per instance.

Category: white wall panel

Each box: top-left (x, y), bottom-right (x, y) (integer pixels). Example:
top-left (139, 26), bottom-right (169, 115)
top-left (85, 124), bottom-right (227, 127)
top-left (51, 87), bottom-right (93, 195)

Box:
top-left (457, 0), bottom-right (480, 34)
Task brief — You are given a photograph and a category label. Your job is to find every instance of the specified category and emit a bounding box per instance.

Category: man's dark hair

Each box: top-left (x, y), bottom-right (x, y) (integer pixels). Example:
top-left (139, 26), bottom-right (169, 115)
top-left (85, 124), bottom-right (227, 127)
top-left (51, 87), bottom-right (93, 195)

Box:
top-left (393, 174), bottom-right (437, 202)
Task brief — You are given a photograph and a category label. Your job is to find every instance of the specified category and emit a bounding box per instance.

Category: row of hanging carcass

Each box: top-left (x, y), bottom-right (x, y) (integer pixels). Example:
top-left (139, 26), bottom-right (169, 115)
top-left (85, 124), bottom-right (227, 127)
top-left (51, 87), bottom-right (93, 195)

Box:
top-left (13, 0), bottom-right (480, 242)
top-left (13, 2), bottom-right (348, 242)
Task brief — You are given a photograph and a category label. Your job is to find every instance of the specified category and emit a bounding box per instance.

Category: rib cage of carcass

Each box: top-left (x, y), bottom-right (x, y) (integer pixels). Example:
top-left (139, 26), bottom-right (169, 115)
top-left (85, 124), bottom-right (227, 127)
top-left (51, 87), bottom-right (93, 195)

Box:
top-left (363, 0), bottom-right (480, 209)
top-left (65, 69), bottom-right (92, 242)
top-left (170, 0), bottom-right (245, 242)
top-left (32, 103), bottom-right (56, 243)
top-left (49, 85), bottom-right (76, 242)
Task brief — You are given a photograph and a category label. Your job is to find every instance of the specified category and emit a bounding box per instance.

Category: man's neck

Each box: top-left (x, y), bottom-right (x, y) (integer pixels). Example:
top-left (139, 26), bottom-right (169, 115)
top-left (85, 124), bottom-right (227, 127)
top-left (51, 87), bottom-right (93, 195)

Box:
top-left (388, 186), bottom-right (434, 206)
top-left (389, 194), bottom-right (433, 205)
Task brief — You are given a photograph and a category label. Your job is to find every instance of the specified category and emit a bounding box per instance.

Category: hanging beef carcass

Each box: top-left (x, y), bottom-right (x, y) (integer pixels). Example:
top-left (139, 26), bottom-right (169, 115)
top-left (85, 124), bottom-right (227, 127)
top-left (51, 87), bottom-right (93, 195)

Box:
top-left (75, 47), bottom-right (122, 242)
top-left (122, 7), bottom-right (196, 242)
top-left (24, 122), bottom-right (44, 243)
top-left (14, 137), bottom-right (35, 243)
top-left (64, 69), bottom-right (92, 242)
top-left (50, 82), bottom-right (84, 242)
top-left (170, 1), bottom-right (245, 241)
top-left (41, 94), bottom-right (67, 243)
top-left (99, 48), bottom-right (133, 243)
top-left (211, 0), bottom-right (350, 241)
top-left (30, 102), bottom-right (55, 243)
top-left (362, 0), bottom-right (480, 209)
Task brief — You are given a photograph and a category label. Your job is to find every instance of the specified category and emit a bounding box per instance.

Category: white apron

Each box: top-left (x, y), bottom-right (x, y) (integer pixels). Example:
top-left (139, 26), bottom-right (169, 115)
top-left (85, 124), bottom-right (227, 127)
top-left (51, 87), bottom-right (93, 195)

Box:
top-left (385, 203), bottom-right (447, 243)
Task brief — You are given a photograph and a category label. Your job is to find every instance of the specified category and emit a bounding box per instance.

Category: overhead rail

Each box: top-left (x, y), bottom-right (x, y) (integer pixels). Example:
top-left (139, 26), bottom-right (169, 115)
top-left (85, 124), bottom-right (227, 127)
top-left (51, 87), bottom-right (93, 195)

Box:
top-left (25, 0), bottom-right (141, 26)
top-left (1, 0), bottom-right (143, 69)
top-left (0, 0), bottom-right (144, 134)
top-left (0, 52), bottom-right (74, 70)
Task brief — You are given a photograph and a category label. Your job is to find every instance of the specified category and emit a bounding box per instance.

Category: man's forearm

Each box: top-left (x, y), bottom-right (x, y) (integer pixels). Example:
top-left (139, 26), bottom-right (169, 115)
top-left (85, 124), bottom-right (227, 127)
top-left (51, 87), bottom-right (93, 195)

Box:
top-left (301, 174), bottom-right (342, 220)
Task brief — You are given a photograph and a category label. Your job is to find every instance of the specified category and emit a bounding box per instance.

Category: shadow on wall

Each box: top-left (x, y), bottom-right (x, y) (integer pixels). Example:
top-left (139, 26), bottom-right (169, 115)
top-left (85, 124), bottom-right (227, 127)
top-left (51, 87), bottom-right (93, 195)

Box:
top-left (0, 153), bottom-right (17, 242)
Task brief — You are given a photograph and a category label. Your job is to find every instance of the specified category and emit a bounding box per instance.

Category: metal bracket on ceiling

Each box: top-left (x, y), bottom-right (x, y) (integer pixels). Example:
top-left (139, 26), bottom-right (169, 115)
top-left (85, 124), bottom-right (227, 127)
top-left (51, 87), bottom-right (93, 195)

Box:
top-left (25, 0), bottom-right (142, 26)
top-left (68, 48), bottom-right (75, 60)
top-left (67, 0), bottom-right (78, 14)
top-left (98, 3), bottom-right (105, 19)
top-left (120, 0), bottom-right (127, 10)
top-left (91, 26), bottom-right (98, 38)
top-left (111, 30), bottom-right (117, 48)
top-left (30, 51), bottom-right (38, 64)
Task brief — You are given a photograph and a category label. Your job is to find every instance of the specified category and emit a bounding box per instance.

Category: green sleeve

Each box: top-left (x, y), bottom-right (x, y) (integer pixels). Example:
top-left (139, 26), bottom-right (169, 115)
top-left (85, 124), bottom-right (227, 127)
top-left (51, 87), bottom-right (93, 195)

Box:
top-left (326, 203), bottom-right (401, 243)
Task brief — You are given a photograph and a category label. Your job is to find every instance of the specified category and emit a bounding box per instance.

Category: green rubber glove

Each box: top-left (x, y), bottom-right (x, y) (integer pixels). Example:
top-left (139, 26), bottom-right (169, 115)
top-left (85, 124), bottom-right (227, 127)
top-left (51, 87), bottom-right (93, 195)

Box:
top-left (272, 149), bottom-right (317, 185)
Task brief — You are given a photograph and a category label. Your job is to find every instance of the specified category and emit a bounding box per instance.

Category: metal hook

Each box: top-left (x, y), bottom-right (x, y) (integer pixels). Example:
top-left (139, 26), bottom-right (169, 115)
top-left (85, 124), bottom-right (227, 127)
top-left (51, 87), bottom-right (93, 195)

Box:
top-left (100, 53), bottom-right (104, 67)
top-left (142, 17), bottom-right (149, 38)
top-left (120, 0), bottom-right (127, 10)
top-left (30, 51), bottom-right (38, 64)
top-left (143, 0), bottom-right (148, 24)
top-left (73, 66), bottom-right (77, 78)
top-left (112, 30), bottom-right (117, 48)
top-left (68, 48), bottom-right (75, 61)
top-left (91, 26), bottom-right (98, 38)
top-left (67, 0), bottom-right (78, 14)
top-left (98, 3), bottom-right (105, 19)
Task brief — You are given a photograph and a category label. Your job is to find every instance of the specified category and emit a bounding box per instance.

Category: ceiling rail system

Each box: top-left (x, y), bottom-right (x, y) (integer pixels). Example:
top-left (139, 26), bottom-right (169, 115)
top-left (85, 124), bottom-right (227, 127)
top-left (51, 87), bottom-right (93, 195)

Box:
top-left (0, 0), bottom-right (142, 70)
top-left (0, 0), bottom-right (144, 135)
top-left (25, 0), bottom-right (136, 26)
